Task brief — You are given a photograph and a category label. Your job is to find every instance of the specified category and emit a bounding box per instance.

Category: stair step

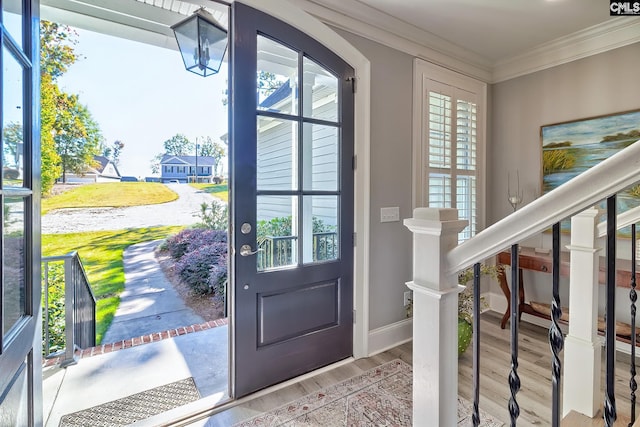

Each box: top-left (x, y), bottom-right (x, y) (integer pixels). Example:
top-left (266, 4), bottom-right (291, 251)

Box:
top-left (562, 410), bottom-right (632, 426)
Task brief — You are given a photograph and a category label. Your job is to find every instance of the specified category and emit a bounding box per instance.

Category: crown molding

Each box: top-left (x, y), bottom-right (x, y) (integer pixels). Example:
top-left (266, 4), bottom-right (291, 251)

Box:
top-left (492, 18), bottom-right (640, 83)
top-left (292, 0), bottom-right (640, 85)
top-left (291, 0), bottom-right (492, 82)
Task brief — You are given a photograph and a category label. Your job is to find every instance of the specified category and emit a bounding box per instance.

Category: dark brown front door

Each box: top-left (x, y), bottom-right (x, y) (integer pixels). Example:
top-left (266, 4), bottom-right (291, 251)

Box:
top-left (0, 0), bottom-right (42, 425)
top-left (230, 2), bottom-right (355, 397)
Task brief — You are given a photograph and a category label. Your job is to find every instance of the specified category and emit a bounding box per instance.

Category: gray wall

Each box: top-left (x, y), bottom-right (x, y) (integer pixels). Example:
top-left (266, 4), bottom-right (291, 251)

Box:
top-left (489, 42), bottom-right (640, 225)
top-left (334, 29), bottom-right (415, 330)
top-left (490, 42), bottom-right (640, 321)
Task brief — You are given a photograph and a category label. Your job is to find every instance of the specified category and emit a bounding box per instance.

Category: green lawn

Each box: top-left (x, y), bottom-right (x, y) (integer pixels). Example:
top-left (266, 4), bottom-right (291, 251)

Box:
top-left (42, 226), bottom-right (184, 344)
top-left (190, 183), bottom-right (228, 202)
top-left (42, 182), bottom-right (178, 215)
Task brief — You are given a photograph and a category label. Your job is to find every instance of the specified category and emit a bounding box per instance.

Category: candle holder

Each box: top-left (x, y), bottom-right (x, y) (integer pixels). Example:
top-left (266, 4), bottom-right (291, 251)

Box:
top-left (507, 171), bottom-right (523, 212)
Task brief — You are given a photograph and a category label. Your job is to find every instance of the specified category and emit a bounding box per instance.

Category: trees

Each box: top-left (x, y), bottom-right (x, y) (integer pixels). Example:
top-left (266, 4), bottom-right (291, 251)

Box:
top-left (102, 140), bottom-right (125, 166)
top-left (39, 21), bottom-right (104, 189)
top-left (53, 91), bottom-right (102, 183)
top-left (150, 134), bottom-right (194, 174)
top-left (163, 134), bottom-right (194, 156)
top-left (40, 74), bottom-right (62, 193)
top-left (198, 136), bottom-right (226, 176)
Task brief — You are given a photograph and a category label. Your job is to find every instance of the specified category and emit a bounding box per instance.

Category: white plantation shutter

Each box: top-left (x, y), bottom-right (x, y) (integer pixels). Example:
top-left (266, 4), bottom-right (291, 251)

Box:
top-left (414, 63), bottom-right (485, 242)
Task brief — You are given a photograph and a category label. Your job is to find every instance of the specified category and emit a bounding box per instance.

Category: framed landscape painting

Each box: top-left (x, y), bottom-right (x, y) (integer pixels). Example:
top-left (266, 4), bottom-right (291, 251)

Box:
top-left (541, 109), bottom-right (640, 232)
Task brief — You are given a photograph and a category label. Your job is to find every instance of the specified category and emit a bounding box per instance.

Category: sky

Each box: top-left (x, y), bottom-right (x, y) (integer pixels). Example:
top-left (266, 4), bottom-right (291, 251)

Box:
top-left (57, 27), bottom-right (229, 179)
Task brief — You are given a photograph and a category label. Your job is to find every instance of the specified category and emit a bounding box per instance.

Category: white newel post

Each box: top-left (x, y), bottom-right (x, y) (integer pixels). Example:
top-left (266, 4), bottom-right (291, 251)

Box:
top-left (404, 208), bottom-right (468, 426)
top-left (562, 207), bottom-right (602, 417)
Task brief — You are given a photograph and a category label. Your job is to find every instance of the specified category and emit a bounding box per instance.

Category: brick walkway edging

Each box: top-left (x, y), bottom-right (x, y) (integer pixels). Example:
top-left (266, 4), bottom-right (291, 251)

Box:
top-left (43, 318), bottom-right (229, 368)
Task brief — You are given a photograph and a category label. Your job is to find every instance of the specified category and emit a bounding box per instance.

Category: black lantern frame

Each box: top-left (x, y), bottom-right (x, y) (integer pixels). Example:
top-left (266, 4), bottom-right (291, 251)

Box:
top-left (171, 8), bottom-right (227, 77)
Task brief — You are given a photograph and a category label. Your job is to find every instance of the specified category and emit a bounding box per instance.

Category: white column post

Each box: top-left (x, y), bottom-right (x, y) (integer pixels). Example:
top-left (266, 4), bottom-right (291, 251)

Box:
top-left (404, 208), bottom-right (468, 427)
top-left (562, 207), bottom-right (602, 417)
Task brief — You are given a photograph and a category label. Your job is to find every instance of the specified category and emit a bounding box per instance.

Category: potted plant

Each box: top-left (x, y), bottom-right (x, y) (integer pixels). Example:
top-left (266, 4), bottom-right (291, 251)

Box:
top-left (404, 264), bottom-right (499, 355)
top-left (457, 264), bottom-right (499, 355)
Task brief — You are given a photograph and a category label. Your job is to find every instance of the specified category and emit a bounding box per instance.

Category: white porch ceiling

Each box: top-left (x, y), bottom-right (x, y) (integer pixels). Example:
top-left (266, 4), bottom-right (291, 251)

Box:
top-left (40, 0), bottom-right (640, 82)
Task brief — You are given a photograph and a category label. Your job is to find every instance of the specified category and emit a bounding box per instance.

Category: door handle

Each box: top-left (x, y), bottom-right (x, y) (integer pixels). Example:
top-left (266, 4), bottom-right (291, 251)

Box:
top-left (239, 244), bottom-right (262, 257)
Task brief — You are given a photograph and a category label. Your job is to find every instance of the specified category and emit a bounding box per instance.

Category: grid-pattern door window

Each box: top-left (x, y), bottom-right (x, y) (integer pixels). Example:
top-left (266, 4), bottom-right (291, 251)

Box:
top-left (414, 60), bottom-right (485, 242)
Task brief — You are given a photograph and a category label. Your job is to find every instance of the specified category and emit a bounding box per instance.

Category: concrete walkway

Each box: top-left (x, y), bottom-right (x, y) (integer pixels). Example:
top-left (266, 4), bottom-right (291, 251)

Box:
top-left (102, 240), bottom-right (204, 343)
top-left (43, 238), bottom-right (229, 427)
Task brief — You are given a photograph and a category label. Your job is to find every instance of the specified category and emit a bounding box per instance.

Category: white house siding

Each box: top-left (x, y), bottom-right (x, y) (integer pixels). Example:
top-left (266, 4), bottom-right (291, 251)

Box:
top-left (257, 91), bottom-right (339, 228)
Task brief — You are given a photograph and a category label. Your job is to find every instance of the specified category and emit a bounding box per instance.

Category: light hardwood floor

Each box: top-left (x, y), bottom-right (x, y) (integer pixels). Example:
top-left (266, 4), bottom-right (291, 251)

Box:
top-left (185, 311), bottom-right (640, 426)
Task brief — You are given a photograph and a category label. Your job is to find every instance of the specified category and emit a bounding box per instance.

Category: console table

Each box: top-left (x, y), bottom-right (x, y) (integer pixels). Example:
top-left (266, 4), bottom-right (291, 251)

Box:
top-left (496, 247), bottom-right (640, 331)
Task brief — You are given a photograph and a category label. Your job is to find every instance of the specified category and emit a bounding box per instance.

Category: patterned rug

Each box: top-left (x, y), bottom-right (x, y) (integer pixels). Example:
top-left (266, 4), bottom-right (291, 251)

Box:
top-left (58, 377), bottom-right (200, 427)
top-left (233, 359), bottom-right (503, 426)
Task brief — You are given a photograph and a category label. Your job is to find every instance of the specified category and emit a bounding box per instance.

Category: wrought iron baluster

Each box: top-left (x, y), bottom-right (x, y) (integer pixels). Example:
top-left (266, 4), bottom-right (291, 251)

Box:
top-left (630, 223), bottom-right (638, 427)
top-left (605, 195), bottom-right (617, 426)
top-left (549, 222), bottom-right (563, 427)
top-left (509, 244), bottom-right (521, 426)
top-left (472, 262), bottom-right (481, 427)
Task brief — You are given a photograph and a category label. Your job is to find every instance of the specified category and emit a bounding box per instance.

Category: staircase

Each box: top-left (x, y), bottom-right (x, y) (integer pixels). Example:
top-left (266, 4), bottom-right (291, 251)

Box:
top-left (405, 139), bottom-right (640, 426)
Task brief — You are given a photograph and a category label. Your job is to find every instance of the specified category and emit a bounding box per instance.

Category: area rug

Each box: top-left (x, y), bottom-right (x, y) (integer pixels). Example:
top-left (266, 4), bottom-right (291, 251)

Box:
top-left (232, 359), bottom-right (503, 426)
top-left (58, 377), bottom-right (200, 427)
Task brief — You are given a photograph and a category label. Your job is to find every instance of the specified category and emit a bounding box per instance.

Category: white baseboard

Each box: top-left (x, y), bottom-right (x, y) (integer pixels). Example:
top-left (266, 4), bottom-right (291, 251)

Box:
top-left (367, 318), bottom-right (413, 356)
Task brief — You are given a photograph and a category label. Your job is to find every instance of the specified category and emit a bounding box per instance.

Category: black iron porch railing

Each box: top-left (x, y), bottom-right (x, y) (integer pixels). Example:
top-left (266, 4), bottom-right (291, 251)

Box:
top-left (257, 231), bottom-right (338, 270)
top-left (42, 252), bottom-right (96, 367)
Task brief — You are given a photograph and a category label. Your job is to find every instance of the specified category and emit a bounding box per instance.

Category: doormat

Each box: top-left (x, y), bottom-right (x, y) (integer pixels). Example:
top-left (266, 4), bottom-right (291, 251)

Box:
top-left (232, 359), bottom-right (503, 426)
top-left (58, 377), bottom-right (200, 427)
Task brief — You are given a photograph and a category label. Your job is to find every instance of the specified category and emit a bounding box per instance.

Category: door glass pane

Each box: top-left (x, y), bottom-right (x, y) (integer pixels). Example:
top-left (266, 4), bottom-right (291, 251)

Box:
top-left (2, 45), bottom-right (24, 187)
top-left (257, 196), bottom-right (298, 271)
top-left (257, 116), bottom-right (298, 191)
top-left (302, 56), bottom-right (338, 122)
top-left (302, 123), bottom-right (338, 191)
top-left (3, 196), bottom-right (27, 336)
top-left (303, 196), bottom-right (338, 263)
top-left (3, 0), bottom-right (23, 49)
top-left (257, 35), bottom-right (298, 115)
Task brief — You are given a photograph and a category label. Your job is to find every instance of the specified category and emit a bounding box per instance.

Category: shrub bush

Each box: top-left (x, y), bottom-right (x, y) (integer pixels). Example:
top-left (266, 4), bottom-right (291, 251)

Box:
top-left (165, 228), bottom-right (199, 260)
top-left (187, 229), bottom-right (227, 254)
top-left (175, 241), bottom-right (228, 295)
top-left (197, 200), bottom-right (228, 230)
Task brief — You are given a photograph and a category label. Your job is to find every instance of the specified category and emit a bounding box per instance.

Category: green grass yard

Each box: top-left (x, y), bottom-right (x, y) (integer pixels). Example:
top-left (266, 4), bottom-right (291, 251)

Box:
top-left (42, 182), bottom-right (178, 215)
top-left (190, 183), bottom-right (228, 202)
top-left (42, 226), bottom-right (184, 344)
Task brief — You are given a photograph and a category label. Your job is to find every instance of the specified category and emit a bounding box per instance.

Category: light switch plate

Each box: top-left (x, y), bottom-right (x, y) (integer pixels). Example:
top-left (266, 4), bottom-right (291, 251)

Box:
top-left (380, 207), bottom-right (400, 223)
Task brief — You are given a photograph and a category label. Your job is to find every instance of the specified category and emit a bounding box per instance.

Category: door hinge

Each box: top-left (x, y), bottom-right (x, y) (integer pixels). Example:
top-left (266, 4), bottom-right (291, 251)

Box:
top-left (348, 76), bottom-right (356, 93)
top-left (352, 232), bottom-right (357, 247)
top-left (352, 155), bottom-right (357, 171)
top-left (353, 309), bottom-right (356, 323)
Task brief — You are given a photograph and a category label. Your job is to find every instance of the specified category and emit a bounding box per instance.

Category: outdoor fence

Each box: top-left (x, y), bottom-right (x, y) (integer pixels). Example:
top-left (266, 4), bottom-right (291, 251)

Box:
top-left (42, 252), bottom-right (96, 367)
top-left (257, 231), bottom-right (338, 270)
